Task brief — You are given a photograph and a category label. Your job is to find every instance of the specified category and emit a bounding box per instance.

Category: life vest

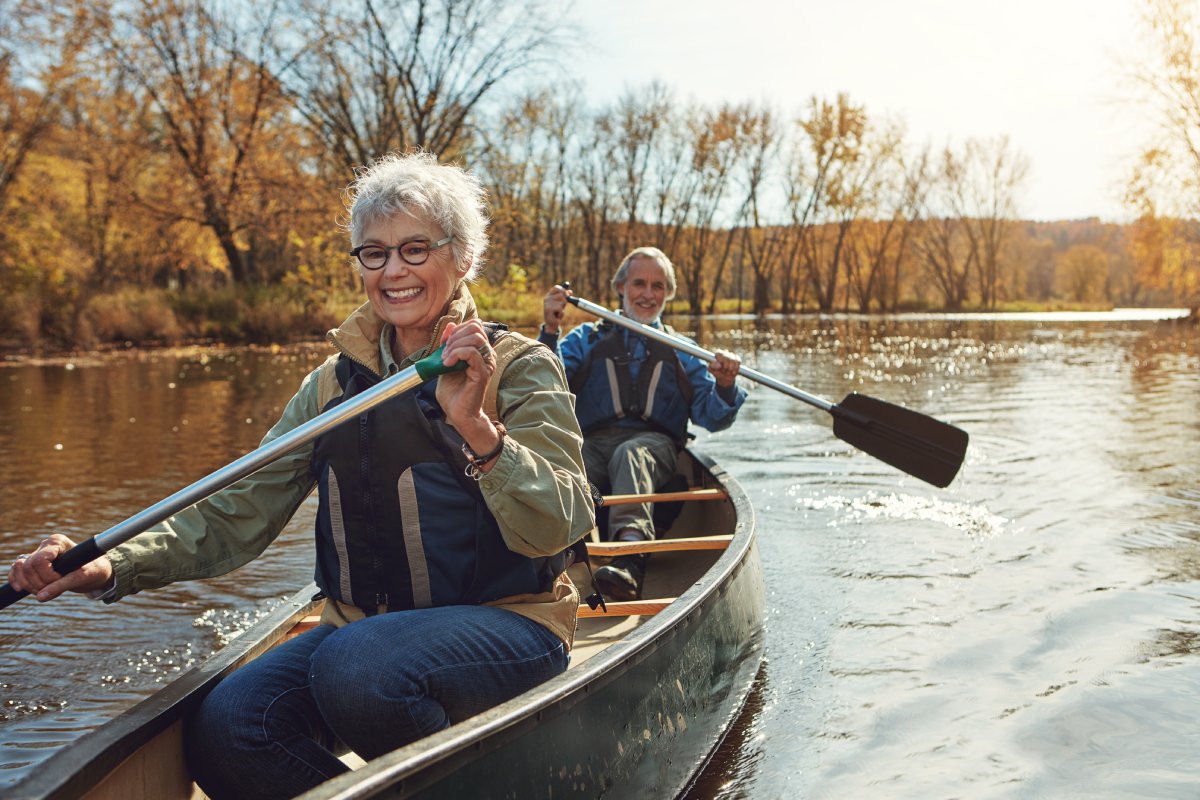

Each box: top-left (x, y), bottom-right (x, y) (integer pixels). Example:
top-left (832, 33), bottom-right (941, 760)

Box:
top-left (309, 327), bottom-right (576, 613)
top-left (568, 320), bottom-right (695, 446)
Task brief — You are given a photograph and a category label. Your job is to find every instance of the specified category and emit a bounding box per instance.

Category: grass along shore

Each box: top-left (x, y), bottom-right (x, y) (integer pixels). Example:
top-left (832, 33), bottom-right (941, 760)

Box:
top-left (0, 283), bottom-right (1178, 360)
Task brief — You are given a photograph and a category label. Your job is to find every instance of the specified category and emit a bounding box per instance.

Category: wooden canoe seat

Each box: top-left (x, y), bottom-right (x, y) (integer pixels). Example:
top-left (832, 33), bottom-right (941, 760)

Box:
top-left (577, 598), bottom-right (676, 619)
top-left (285, 615), bottom-right (324, 642)
top-left (586, 535), bottom-right (733, 557)
top-left (599, 487), bottom-right (727, 506)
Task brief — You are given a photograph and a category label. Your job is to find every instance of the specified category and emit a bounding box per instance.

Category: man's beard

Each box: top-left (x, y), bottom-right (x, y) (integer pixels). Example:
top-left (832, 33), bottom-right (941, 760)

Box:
top-left (623, 300), bottom-right (662, 325)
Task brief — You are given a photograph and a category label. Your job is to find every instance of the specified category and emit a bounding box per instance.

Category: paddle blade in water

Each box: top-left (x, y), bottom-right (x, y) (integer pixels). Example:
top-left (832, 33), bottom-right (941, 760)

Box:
top-left (831, 392), bottom-right (968, 488)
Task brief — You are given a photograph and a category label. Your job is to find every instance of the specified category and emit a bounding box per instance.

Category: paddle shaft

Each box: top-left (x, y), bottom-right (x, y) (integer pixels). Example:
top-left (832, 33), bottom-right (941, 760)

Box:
top-left (567, 295), bottom-right (834, 412)
top-left (0, 348), bottom-right (464, 611)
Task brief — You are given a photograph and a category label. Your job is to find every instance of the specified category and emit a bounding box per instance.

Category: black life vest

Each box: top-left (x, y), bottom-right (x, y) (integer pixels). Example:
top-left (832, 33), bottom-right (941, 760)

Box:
top-left (309, 352), bottom-right (571, 613)
top-left (568, 320), bottom-right (695, 446)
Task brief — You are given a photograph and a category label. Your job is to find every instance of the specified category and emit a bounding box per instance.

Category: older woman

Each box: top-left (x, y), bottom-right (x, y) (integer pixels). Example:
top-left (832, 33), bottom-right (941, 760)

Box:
top-left (7, 152), bottom-right (595, 799)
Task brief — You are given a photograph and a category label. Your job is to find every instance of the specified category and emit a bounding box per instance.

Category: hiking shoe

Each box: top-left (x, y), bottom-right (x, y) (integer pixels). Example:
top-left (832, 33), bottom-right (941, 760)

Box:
top-left (594, 555), bottom-right (647, 601)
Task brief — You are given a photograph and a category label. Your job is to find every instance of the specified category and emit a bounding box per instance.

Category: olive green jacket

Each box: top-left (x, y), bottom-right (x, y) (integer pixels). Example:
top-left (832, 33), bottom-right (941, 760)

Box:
top-left (106, 285), bottom-right (594, 647)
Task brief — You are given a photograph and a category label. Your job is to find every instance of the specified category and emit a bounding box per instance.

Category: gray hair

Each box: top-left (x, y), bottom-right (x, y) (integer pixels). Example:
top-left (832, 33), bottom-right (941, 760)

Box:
top-left (612, 246), bottom-right (677, 301)
top-left (344, 151), bottom-right (489, 281)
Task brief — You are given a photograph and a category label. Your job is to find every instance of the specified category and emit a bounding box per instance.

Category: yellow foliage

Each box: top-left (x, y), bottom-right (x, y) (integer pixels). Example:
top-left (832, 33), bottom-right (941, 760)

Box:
top-left (506, 263), bottom-right (530, 294)
top-left (1129, 213), bottom-right (1200, 304)
top-left (1056, 244), bottom-right (1109, 302)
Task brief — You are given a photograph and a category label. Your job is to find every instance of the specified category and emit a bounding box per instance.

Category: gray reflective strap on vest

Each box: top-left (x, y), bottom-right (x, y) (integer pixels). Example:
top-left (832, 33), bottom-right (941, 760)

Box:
top-left (327, 469), bottom-right (354, 603)
top-left (603, 359), bottom-right (625, 419)
top-left (397, 469), bottom-right (433, 609)
top-left (642, 361), bottom-right (665, 420)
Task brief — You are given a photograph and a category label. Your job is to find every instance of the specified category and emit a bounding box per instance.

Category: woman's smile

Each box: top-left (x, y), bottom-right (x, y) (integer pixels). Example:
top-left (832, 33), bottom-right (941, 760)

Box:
top-left (383, 286), bottom-right (424, 301)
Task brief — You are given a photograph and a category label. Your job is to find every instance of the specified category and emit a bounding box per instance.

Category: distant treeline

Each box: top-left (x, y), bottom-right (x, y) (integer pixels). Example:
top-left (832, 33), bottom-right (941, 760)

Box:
top-left (1, 1), bottom-right (1191, 352)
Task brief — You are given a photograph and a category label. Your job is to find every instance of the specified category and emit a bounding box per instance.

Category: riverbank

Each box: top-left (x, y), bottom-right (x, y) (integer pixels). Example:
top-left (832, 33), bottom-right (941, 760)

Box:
top-left (0, 284), bottom-right (1190, 361)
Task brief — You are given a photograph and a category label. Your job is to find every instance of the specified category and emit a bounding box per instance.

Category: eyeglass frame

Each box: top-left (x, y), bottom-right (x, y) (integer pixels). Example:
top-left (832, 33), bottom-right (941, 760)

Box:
top-left (349, 235), bottom-right (454, 270)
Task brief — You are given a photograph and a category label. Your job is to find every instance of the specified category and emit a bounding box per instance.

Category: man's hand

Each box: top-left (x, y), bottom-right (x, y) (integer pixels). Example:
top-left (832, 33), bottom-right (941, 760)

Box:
top-left (708, 350), bottom-right (741, 389)
top-left (542, 284), bottom-right (572, 334)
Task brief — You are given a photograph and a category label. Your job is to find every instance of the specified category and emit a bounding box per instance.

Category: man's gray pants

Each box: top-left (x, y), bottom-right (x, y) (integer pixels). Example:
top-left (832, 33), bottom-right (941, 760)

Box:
top-left (581, 426), bottom-right (677, 542)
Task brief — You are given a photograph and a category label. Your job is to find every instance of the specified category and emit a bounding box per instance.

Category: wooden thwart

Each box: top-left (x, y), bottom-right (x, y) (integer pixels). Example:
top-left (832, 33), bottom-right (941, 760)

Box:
top-left (600, 488), bottom-right (727, 506)
top-left (288, 615), bottom-right (324, 641)
top-left (578, 598), bottom-right (676, 619)
top-left (586, 535), bottom-right (733, 556)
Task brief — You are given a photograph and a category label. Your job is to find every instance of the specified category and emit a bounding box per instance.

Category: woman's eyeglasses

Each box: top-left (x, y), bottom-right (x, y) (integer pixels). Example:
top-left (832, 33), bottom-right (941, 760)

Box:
top-left (350, 236), bottom-right (453, 270)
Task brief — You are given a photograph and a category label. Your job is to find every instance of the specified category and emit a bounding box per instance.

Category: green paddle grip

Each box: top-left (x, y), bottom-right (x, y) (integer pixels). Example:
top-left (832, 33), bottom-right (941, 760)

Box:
top-left (413, 343), bottom-right (470, 381)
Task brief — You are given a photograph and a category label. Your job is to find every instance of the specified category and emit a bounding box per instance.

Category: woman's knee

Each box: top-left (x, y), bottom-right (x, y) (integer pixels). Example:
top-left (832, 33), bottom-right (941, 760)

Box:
top-left (308, 621), bottom-right (428, 719)
top-left (307, 621), bottom-right (443, 756)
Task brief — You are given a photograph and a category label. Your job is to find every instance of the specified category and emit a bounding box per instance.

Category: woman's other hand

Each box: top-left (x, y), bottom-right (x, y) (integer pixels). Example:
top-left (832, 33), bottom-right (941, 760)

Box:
top-left (436, 319), bottom-right (497, 429)
top-left (436, 320), bottom-right (505, 473)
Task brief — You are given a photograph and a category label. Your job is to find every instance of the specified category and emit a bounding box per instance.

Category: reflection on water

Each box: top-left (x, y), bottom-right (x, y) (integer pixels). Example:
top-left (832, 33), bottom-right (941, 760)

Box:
top-left (1, 314), bottom-right (1198, 797)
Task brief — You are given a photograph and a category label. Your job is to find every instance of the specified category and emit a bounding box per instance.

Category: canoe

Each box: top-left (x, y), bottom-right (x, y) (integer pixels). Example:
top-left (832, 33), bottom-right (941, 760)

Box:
top-left (11, 447), bottom-right (765, 800)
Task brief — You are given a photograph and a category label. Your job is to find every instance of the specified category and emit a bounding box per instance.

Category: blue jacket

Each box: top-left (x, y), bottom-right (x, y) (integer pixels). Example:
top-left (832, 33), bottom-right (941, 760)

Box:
top-left (539, 317), bottom-right (746, 444)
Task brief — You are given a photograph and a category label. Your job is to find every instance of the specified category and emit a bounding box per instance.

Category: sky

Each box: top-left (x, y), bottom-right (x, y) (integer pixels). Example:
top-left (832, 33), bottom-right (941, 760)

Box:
top-left (568, 0), bottom-right (1153, 222)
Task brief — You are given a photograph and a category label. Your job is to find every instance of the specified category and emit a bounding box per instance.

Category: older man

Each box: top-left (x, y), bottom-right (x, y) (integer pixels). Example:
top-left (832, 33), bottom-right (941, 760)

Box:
top-left (539, 246), bottom-right (746, 600)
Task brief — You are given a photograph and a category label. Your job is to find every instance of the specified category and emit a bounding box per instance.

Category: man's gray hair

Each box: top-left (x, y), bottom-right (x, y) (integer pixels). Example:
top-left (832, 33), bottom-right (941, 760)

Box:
top-left (344, 151), bottom-right (489, 281)
top-left (611, 246), bottom-right (677, 301)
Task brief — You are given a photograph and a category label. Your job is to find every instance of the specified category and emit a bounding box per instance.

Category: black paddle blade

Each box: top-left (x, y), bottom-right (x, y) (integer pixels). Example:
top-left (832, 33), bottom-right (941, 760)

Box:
top-left (831, 392), bottom-right (968, 488)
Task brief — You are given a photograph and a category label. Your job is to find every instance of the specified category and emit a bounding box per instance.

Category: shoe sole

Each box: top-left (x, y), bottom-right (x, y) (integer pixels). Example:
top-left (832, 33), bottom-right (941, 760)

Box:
top-left (593, 567), bottom-right (640, 602)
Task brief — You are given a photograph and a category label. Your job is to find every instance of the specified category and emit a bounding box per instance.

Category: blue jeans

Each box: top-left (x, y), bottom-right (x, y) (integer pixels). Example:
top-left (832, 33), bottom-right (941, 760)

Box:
top-left (184, 605), bottom-right (568, 800)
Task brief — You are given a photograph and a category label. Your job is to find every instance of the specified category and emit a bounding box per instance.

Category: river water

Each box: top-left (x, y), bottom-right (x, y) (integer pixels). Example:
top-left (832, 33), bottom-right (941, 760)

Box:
top-left (1, 311), bottom-right (1197, 798)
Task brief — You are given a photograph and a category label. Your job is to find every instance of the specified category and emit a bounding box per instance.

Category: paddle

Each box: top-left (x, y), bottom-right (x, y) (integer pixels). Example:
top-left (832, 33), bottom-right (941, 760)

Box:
top-left (562, 291), bottom-right (968, 488)
top-left (0, 346), bottom-right (466, 611)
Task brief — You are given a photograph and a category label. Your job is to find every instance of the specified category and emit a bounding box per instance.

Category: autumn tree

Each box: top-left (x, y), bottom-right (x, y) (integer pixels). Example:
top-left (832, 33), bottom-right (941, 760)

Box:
top-left (1057, 244), bottom-right (1110, 302)
top-left (612, 83), bottom-right (672, 257)
top-left (475, 86), bottom-right (581, 286)
top-left (734, 104), bottom-right (781, 314)
top-left (843, 120), bottom-right (909, 312)
top-left (882, 145), bottom-right (930, 311)
top-left (0, 2), bottom-right (89, 210)
top-left (0, 2), bottom-right (101, 343)
top-left (957, 136), bottom-right (1029, 308)
top-left (58, 70), bottom-right (160, 290)
top-left (520, 89), bottom-right (582, 287)
top-left (92, 0), bottom-right (301, 285)
top-left (915, 146), bottom-right (975, 310)
top-left (277, 0), bottom-right (574, 180)
top-left (1124, 0), bottom-right (1200, 310)
top-left (571, 108), bottom-right (620, 302)
top-left (647, 102), bottom-right (705, 263)
top-left (680, 103), bottom-right (749, 314)
top-left (786, 94), bottom-right (872, 312)
top-left (1015, 226), bottom-right (1058, 301)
